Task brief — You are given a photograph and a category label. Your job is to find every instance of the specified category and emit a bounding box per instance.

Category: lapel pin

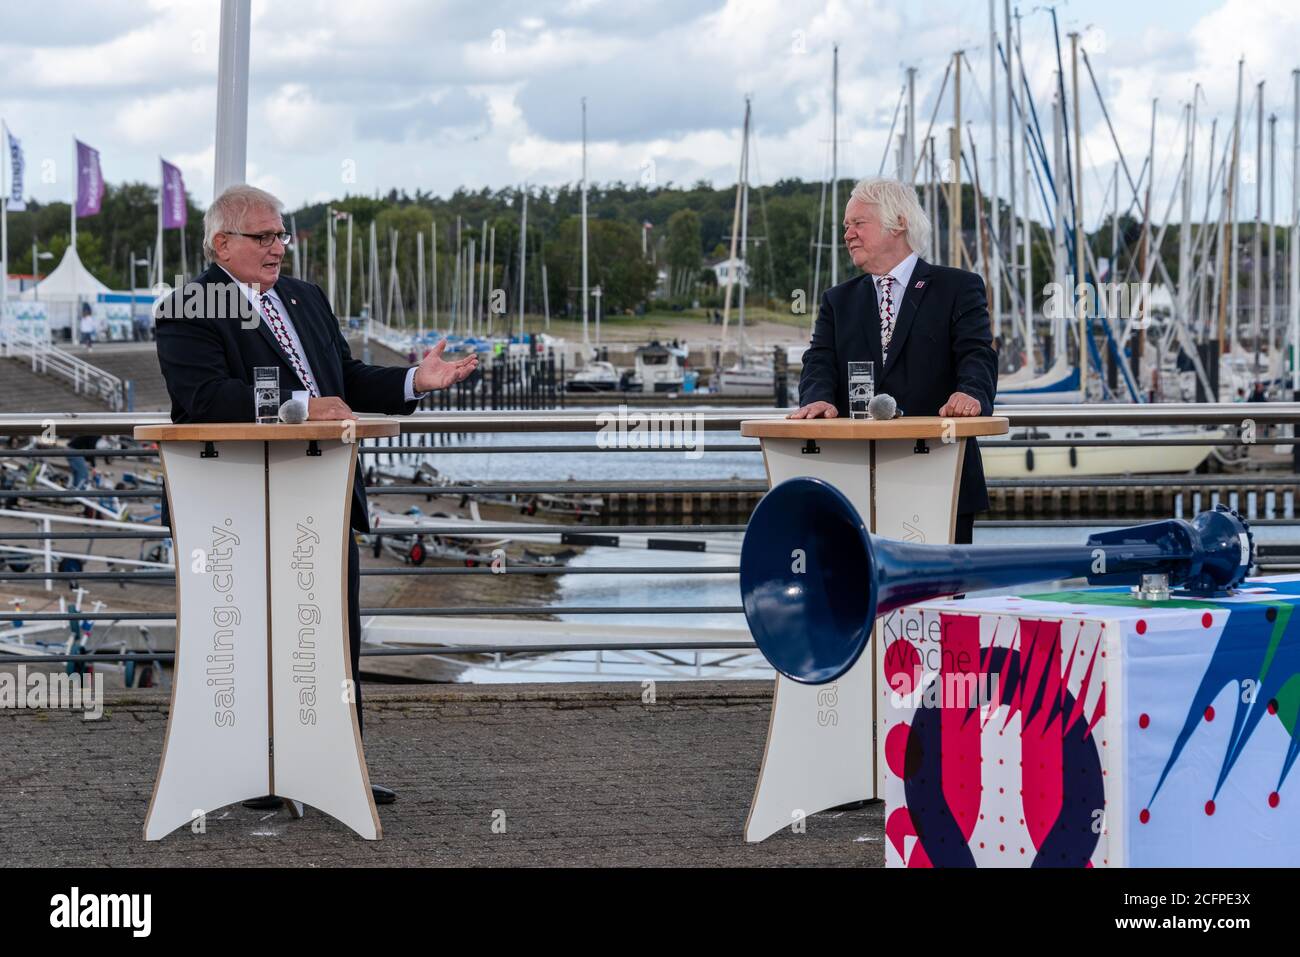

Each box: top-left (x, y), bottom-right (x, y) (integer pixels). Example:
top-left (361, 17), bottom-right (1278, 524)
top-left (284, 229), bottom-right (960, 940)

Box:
top-left (290, 298), bottom-right (298, 305)
top-left (914, 280), bottom-right (925, 289)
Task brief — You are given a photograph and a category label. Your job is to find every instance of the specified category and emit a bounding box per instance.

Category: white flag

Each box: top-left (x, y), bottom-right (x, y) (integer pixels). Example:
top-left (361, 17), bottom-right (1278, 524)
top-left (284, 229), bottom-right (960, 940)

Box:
top-left (6, 129), bottom-right (24, 212)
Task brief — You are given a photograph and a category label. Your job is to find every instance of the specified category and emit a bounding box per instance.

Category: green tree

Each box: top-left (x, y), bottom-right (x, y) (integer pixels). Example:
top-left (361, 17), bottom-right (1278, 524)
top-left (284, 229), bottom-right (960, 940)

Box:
top-left (544, 216), bottom-right (657, 316)
top-left (665, 209), bottom-right (702, 298)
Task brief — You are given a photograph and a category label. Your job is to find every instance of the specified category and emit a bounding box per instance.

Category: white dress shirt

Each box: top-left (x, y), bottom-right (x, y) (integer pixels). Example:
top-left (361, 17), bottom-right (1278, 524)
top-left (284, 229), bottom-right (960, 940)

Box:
top-left (218, 264), bottom-right (425, 401)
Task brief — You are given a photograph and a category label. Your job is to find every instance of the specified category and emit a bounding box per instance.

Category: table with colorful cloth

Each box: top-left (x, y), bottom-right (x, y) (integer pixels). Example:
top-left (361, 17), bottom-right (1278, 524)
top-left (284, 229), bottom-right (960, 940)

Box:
top-left (880, 575), bottom-right (1300, 867)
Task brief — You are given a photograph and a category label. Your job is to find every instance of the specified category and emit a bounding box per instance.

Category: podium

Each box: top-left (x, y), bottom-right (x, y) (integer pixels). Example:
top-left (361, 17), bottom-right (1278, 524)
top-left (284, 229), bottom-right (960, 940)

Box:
top-left (134, 420), bottom-right (399, 841)
top-left (738, 416), bottom-right (1008, 842)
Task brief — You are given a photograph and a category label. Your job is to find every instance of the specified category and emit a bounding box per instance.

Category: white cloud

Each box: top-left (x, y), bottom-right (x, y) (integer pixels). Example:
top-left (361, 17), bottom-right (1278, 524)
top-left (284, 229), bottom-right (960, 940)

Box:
top-left (1, 0), bottom-right (1297, 223)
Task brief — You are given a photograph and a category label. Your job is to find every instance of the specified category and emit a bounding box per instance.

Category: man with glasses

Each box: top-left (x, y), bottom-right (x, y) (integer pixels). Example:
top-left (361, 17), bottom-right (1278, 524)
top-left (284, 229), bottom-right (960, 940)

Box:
top-left (790, 176), bottom-right (998, 544)
top-left (154, 184), bottom-right (478, 810)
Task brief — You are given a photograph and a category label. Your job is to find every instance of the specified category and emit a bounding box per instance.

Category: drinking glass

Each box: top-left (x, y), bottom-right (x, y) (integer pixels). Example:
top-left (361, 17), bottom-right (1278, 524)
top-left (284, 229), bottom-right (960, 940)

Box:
top-left (848, 361), bottom-right (875, 419)
top-left (254, 366), bottom-right (280, 423)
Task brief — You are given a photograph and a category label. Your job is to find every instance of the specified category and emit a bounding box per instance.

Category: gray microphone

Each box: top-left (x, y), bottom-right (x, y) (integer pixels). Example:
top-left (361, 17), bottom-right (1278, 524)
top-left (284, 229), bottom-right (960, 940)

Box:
top-left (277, 397), bottom-right (309, 424)
top-left (867, 393), bottom-right (899, 420)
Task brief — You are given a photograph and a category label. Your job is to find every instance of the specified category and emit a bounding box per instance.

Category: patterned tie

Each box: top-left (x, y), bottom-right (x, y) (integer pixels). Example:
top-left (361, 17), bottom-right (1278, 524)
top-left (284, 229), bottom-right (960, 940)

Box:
top-left (259, 292), bottom-right (319, 397)
top-left (876, 274), bottom-right (896, 362)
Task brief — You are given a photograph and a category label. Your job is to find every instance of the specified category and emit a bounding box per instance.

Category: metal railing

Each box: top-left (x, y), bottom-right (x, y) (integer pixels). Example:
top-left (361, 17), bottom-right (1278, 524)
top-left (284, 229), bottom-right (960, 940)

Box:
top-left (1, 327), bottom-right (126, 411)
top-left (3, 403), bottom-right (1300, 677)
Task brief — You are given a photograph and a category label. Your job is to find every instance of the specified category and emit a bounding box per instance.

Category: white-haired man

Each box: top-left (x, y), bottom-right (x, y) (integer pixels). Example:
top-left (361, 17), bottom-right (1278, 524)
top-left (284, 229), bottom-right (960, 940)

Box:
top-left (155, 184), bottom-right (478, 809)
top-left (791, 176), bottom-right (998, 543)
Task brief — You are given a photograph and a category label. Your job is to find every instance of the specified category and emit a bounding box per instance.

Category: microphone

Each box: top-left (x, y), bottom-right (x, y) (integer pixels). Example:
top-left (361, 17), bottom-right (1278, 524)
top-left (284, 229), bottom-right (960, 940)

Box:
top-left (867, 393), bottom-right (899, 420)
top-left (278, 392), bottom-right (309, 423)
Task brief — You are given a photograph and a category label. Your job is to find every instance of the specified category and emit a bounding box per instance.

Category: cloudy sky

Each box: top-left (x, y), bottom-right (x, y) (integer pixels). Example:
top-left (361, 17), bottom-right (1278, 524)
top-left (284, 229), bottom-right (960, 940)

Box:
top-left (3, 0), bottom-right (1299, 226)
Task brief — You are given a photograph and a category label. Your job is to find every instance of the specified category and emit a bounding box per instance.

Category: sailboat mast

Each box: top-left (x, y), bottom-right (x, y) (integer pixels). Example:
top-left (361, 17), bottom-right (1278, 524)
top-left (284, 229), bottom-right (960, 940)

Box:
top-left (1069, 33), bottom-right (1086, 395)
top-left (831, 44), bottom-right (839, 286)
top-left (738, 118), bottom-right (750, 360)
top-left (1004, 0), bottom-right (1017, 346)
top-left (720, 97), bottom-right (749, 353)
top-left (1291, 69), bottom-right (1299, 393)
top-left (1253, 83), bottom-right (1264, 371)
top-left (1222, 58), bottom-right (1243, 354)
top-left (989, 0), bottom-right (1000, 339)
top-left (344, 214), bottom-right (354, 320)
top-left (1269, 111), bottom-right (1277, 355)
top-left (949, 51), bottom-right (962, 267)
top-left (518, 184), bottom-right (527, 340)
top-left (905, 66), bottom-right (917, 186)
top-left (1179, 99), bottom-right (1194, 332)
top-left (478, 218), bottom-right (488, 338)
top-left (416, 229), bottom-right (424, 341)
top-left (581, 97), bottom-right (589, 346)
top-left (1053, 84), bottom-right (1068, 360)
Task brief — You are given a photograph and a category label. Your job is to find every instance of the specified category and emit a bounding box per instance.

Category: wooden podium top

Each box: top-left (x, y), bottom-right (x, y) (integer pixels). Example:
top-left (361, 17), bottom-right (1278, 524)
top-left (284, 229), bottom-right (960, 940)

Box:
top-left (740, 416), bottom-right (1009, 440)
top-left (134, 420), bottom-right (401, 441)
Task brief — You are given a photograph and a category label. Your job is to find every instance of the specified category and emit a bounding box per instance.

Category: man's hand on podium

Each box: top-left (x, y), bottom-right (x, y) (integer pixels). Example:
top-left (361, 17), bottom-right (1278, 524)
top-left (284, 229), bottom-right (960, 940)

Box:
top-left (308, 396), bottom-right (357, 420)
top-left (414, 338), bottom-right (480, 393)
top-left (788, 401), bottom-right (838, 419)
top-left (938, 391), bottom-right (981, 417)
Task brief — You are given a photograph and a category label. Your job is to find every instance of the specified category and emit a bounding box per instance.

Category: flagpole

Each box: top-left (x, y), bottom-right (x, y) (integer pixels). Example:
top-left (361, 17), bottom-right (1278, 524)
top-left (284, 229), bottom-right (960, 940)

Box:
top-left (156, 159), bottom-right (164, 288)
top-left (1, 119), bottom-right (8, 319)
top-left (70, 137), bottom-right (76, 252)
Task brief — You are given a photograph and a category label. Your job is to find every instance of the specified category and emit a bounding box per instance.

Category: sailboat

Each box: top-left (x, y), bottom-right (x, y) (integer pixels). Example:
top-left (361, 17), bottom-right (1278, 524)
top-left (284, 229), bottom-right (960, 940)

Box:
top-left (714, 97), bottom-right (775, 397)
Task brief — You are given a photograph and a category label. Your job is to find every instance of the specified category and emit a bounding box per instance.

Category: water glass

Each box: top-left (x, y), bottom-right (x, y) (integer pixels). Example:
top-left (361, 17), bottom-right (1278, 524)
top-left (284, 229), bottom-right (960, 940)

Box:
top-left (848, 361), bottom-right (875, 419)
top-left (254, 366), bottom-right (281, 423)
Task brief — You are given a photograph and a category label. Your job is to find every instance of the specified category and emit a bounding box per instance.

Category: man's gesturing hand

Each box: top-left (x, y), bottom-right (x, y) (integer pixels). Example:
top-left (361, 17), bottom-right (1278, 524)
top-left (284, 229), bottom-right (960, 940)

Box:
top-left (307, 396), bottom-right (356, 420)
top-left (938, 391), bottom-right (982, 417)
top-left (414, 338), bottom-right (480, 393)
top-left (788, 401), bottom-right (839, 419)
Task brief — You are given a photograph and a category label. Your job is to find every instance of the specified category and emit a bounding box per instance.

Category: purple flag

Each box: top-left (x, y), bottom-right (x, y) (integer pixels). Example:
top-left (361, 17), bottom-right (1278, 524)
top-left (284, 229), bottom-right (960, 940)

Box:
top-left (161, 158), bottom-right (186, 229)
top-left (75, 139), bottom-right (103, 218)
top-left (6, 129), bottom-right (25, 212)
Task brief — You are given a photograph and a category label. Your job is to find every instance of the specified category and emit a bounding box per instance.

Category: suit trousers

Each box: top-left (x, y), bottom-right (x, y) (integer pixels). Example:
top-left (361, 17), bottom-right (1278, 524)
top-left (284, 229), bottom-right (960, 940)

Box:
top-left (955, 512), bottom-right (975, 545)
top-left (347, 534), bottom-right (364, 739)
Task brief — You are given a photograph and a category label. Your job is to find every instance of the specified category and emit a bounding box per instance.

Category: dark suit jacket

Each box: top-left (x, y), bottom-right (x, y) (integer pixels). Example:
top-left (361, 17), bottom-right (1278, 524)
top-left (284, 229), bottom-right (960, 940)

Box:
top-left (798, 257), bottom-right (999, 514)
top-left (154, 263), bottom-right (419, 533)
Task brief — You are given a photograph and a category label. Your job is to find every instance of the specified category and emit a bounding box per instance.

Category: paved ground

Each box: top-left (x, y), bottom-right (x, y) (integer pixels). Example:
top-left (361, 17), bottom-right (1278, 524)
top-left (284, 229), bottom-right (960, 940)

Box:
top-left (0, 681), bottom-right (883, 867)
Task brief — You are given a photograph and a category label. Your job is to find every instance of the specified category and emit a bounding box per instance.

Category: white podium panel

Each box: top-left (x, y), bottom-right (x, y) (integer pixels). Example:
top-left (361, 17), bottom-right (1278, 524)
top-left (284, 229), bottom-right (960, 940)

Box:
top-left (743, 432), bottom-right (967, 842)
top-left (268, 440), bottom-right (379, 840)
top-left (145, 442), bottom-right (271, 841)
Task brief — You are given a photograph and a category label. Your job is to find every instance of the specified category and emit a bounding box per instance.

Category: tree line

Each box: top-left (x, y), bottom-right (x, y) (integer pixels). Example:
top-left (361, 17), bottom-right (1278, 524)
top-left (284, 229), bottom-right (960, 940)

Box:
top-left (7, 177), bottom-right (1279, 324)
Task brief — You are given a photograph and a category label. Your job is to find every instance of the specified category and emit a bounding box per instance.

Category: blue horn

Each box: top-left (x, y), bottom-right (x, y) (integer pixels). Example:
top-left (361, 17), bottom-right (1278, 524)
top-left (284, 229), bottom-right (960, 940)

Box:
top-left (740, 477), bottom-right (1253, 685)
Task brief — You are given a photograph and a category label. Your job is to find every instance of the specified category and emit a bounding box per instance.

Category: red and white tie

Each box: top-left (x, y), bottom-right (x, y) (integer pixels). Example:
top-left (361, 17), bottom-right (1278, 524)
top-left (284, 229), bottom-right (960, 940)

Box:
top-left (877, 275), bottom-right (896, 362)
top-left (259, 293), bottom-right (319, 397)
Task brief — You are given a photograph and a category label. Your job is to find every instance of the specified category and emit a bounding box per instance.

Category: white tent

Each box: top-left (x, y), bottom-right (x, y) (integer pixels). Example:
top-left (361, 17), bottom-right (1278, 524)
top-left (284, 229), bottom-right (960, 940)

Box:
top-left (18, 245), bottom-right (112, 335)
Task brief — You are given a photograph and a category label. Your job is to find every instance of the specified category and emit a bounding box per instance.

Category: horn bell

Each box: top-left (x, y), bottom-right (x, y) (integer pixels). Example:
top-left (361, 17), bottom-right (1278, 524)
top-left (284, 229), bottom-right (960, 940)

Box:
top-left (740, 477), bottom-right (875, 685)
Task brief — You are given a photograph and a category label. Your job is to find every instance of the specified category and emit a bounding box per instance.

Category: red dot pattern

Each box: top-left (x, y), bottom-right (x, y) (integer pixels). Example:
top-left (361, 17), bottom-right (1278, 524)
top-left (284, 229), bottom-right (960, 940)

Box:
top-left (1139, 713), bottom-right (1150, 729)
top-left (1136, 619), bottom-right (1147, 635)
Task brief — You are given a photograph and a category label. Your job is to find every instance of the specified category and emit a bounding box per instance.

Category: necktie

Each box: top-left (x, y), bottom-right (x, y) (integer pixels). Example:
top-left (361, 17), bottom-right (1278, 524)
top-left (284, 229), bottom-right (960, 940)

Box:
top-left (259, 292), bottom-right (319, 397)
top-left (876, 274), bottom-right (896, 362)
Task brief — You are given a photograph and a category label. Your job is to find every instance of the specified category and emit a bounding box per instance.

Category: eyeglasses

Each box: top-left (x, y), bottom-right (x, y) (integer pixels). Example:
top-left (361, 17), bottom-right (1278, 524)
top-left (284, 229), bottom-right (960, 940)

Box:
top-left (227, 230), bottom-right (293, 248)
